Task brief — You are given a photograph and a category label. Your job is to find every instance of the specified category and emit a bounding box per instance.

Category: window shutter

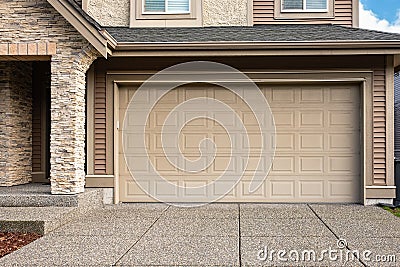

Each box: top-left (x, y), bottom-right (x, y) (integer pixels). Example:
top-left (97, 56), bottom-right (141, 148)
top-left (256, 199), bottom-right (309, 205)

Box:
top-left (306, 0), bottom-right (327, 9)
top-left (144, 0), bottom-right (166, 12)
top-left (282, 0), bottom-right (303, 9)
top-left (167, 0), bottom-right (190, 12)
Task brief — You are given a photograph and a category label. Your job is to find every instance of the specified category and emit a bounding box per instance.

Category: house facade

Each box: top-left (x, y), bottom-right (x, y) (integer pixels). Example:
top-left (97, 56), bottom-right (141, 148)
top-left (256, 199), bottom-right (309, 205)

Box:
top-left (1, 0), bottom-right (400, 205)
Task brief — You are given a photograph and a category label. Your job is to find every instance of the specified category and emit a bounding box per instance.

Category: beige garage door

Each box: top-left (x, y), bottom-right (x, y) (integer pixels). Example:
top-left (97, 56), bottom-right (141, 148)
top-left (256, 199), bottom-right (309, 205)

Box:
top-left (118, 83), bottom-right (360, 203)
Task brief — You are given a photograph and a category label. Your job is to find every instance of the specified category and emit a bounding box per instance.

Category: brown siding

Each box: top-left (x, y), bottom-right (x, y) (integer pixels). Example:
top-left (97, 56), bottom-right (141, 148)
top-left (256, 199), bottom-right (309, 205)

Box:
top-left (94, 69), bottom-right (107, 174)
top-left (253, 0), bottom-right (353, 26)
top-left (253, 0), bottom-right (274, 23)
top-left (334, 0), bottom-right (353, 26)
top-left (31, 62), bottom-right (50, 180)
top-left (373, 68), bottom-right (387, 185)
top-left (32, 98), bottom-right (42, 173)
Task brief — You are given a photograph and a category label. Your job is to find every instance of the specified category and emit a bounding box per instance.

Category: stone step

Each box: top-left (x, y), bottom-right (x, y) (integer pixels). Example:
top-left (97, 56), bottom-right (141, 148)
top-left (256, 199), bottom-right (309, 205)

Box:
top-left (0, 183), bottom-right (103, 207)
top-left (0, 207), bottom-right (80, 235)
top-left (0, 183), bottom-right (104, 234)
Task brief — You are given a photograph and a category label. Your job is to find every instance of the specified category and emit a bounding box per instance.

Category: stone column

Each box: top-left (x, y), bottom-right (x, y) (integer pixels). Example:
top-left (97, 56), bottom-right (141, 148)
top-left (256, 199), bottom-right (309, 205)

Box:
top-left (50, 46), bottom-right (98, 194)
top-left (0, 61), bottom-right (33, 186)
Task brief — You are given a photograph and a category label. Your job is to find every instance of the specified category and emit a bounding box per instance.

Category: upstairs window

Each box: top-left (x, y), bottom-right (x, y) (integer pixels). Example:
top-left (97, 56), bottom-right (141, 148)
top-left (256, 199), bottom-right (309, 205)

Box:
top-left (282, 0), bottom-right (327, 12)
top-left (143, 0), bottom-right (190, 14)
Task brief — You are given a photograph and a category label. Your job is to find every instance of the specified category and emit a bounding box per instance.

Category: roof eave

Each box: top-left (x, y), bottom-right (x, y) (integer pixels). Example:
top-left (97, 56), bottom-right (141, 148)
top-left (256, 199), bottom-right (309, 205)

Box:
top-left (109, 41), bottom-right (400, 57)
top-left (114, 40), bottom-right (400, 50)
top-left (47, 0), bottom-right (110, 58)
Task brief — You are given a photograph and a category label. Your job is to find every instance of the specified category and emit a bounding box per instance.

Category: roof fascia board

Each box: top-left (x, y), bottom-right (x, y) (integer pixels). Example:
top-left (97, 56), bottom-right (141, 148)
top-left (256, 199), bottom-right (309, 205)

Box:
top-left (47, 0), bottom-right (108, 58)
top-left (114, 41), bottom-right (400, 50)
top-left (352, 0), bottom-right (359, 28)
top-left (110, 48), bottom-right (400, 57)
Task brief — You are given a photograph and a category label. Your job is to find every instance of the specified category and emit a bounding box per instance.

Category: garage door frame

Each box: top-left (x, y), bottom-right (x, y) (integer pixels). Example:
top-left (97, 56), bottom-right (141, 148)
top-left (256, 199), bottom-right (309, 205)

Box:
top-left (109, 71), bottom-right (373, 204)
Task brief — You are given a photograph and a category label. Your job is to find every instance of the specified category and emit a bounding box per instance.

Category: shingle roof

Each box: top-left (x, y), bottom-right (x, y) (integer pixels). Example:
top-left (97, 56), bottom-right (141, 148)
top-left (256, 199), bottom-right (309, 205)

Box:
top-left (65, 0), bottom-right (102, 31)
top-left (105, 24), bottom-right (400, 43)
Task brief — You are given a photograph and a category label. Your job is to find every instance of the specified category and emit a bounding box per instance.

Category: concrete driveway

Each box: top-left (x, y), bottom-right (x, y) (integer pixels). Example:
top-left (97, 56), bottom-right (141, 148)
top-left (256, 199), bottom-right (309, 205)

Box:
top-left (0, 204), bottom-right (399, 266)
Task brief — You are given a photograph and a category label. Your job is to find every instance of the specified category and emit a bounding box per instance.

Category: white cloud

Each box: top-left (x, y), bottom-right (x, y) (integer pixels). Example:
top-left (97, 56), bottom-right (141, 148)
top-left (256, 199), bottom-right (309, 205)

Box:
top-left (359, 3), bottom-right (400, 33)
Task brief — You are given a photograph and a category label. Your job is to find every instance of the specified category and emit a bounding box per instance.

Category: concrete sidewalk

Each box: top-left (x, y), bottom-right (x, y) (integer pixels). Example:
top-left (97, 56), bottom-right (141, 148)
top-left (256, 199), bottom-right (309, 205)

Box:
top-left (0, 204), bottom-right (399, 266)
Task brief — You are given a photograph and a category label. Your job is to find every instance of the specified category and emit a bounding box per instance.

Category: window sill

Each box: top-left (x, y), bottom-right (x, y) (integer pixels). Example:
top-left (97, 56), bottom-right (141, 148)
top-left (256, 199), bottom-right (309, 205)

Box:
top-left (281, 9), bottom-right (328, 13)
top-left (130, 0), bottom-right (202, 27)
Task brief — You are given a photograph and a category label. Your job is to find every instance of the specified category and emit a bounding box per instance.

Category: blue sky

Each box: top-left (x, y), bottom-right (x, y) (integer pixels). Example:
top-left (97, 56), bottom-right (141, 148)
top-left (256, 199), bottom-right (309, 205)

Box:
top-left (361, 0), bottom-right (400, 24)
top-left (359, 0), bottom-right (400, 33)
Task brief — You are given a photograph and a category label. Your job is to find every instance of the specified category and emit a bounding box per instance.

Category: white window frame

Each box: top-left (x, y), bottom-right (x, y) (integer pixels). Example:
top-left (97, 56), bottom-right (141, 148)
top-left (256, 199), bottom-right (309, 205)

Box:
top-left (281, 0), bottom-right (328, 13)
top-left (142, 0), bottom-right (191, 15)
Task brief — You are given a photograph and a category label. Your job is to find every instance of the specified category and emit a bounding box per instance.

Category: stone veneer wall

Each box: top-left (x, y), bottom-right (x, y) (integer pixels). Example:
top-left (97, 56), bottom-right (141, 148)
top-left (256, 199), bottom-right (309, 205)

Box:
top-left (0, 0), bottom-right (99, 194)
top-left (86, 0), bottom-right (249, 27)
top-left (0, 62), bottom-right (33, 186)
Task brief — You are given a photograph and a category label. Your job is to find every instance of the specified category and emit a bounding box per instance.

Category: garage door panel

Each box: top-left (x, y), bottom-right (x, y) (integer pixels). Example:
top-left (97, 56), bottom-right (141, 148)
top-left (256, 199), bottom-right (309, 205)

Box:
top-left (271, 156), bottom-right (295, 173)
top-left (119, 84), bottom-right (361, 203)
top-left (273, 111), bottom-right (295, 127)
top-left (300, 181), bottom-right (325, 198)
top-left (329, 87), bottom-right (356, 103)
top-left (275, 133), bottom-right (295, 150)
top-left (328, 156), bottom-right (360, 174)
top-left (328, 180), bottom-right (359, 199)
top-left (300, 88), bottom-right (324, 103)
top-left (299, 111), bottom-right (324, 127)
top-left (328, 110), bottom-right (359, 128)
top-left (328, 133), bottom-right (360, 152)
top-left (270, 87), bottom-right (296, 103)
top-left (299, 156), bottom-right (324, 173)
top-left (270, 180), bottom-right (296, 198)
top-left (299, 133), bottom-right (324, 150)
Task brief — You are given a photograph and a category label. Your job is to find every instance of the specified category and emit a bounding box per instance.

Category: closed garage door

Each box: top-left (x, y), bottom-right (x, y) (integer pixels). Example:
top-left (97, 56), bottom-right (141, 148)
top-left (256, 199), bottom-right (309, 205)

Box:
top-left (118, 83), bottom-right (360, 203)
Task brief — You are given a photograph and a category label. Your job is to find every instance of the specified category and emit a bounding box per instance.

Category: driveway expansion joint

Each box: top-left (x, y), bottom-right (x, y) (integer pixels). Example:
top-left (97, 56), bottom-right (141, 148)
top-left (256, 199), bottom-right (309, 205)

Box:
top-left (113, 205), bottom-right (171, 266)
top-left (307, 204), bottom-right (368, 267)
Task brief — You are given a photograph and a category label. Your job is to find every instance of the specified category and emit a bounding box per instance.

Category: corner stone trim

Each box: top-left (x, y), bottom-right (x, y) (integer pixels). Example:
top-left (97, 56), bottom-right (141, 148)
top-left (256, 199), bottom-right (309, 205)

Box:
top-left (0, 43), bottom-right (57, 56)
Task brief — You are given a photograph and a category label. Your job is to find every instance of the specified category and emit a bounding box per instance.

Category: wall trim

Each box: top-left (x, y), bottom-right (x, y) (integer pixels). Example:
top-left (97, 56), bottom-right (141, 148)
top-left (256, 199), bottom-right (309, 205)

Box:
top-left (366, 187), bottom-right (396, 199)
top-left (87, 66), bottom-right (95, 175)
top-left (82, 0), bottom-right (88, 12)
top-left (247, 0), bottom-right (253, 26)
top-left (366, 186), bottom-right (396, 189)
top-left (110, 48), bottom-right (400, 58)
top-left (385, 55), bottom-right (395, 186)
top-left (85, 175), bottom-right (114, 187)
top-left (352, 0), bottom-right (359, 28)
top-left (113, 82), bottom-right (120, 203)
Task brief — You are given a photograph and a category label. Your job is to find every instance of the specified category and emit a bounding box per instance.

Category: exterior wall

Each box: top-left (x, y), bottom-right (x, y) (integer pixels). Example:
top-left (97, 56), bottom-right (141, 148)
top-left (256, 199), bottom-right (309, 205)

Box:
top-left (89, 55), bottom-right (393, 200)
top-left (0, 62), bottom-right (33, 186)
top-left (86, 0), bottom-right (130, 27)
top-left (85, 0), bottom-right (356, 27)
top-left (203, 0), bottom-right (250, 26)
top-left (253, 0), bottom-right (354, 27)
top-left (85, 0), bottom-right (250, 27)
top-left (395, 72), bottom-right (400, 159)
top-left (0, 0), bottom-right (99, 194)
